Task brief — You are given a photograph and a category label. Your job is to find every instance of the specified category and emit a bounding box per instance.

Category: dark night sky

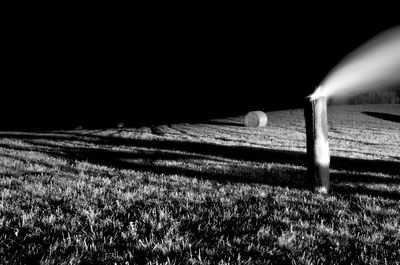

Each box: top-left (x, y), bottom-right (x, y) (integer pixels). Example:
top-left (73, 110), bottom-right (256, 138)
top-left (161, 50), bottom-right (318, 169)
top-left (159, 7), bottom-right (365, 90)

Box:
top-left (4, 2), bottom-right (400, 129)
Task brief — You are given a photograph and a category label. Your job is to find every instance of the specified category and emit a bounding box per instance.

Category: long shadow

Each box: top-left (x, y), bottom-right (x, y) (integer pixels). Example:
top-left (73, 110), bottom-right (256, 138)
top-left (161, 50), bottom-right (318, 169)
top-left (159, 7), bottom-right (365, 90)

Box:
top-left (0, 132), bottom-right (306, 165)
top-left (363, 111), bottom-right (400, 123)
top-left (330, 184), bottom-right (400, 200)
top-left (200, 120), bottom-right (245, 127)
top-left (16, 139), bottom-right (400, 183)
top-left (2, 140), bottom-right (400, 200)
top-left (0, 141), bottom-right (308, 188)
top-left (1, 131), bottom-right (399, 176)
top-left (1, 131), bottom-right (400, 199)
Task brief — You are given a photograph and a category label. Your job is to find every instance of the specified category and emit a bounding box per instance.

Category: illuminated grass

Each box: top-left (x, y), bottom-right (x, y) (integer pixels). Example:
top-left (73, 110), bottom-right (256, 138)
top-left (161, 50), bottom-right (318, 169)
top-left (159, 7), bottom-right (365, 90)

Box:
top-left (0, 104), bottom-right (399, 264)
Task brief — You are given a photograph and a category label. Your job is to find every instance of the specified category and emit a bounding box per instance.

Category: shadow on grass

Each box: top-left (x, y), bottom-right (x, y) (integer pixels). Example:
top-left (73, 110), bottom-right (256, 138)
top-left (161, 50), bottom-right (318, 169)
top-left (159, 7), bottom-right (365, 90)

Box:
top-left (0, 131), bottom-right (399, 199)
top-left (200, 120), bottom-right (245, 127)
top-left (363, 111), bottom-right (400, 123)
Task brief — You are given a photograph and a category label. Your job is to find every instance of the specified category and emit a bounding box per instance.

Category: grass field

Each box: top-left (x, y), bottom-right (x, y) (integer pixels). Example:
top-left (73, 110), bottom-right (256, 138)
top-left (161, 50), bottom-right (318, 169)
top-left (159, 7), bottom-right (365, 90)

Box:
top-left (1, 104), bottom-right (399, 264)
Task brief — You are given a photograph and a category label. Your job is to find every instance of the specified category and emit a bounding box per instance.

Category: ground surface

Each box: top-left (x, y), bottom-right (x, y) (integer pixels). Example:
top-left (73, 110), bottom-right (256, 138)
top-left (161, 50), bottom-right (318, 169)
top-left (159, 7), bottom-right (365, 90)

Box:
top-left (0, 104), bottom-right (399, 264)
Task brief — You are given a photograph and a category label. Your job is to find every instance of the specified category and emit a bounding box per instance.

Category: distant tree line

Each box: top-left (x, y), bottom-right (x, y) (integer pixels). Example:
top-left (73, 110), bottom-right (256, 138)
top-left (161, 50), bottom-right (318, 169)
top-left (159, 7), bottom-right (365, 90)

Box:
top-left (331, 88), bottom-right (400, 105)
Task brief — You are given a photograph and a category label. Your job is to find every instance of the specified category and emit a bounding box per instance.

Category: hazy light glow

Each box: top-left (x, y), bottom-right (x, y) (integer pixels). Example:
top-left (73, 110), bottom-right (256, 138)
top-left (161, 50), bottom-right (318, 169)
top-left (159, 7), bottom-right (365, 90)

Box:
top-left (315, 26), bottom-right (400, 99)
top-left (309, 86), bottom-right (326, 100)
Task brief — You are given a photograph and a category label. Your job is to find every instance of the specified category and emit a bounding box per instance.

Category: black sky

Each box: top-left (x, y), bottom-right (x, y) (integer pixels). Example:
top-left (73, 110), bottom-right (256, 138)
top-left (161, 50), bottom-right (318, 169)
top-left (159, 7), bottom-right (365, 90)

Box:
top-left (5, 2), bottom-right (400, 129)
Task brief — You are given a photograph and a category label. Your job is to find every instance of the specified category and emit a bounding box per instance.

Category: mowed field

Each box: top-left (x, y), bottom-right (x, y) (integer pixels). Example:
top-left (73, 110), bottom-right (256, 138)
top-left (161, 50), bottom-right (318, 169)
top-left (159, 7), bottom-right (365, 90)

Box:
top-left (1, 104), bottom-right (399, 264)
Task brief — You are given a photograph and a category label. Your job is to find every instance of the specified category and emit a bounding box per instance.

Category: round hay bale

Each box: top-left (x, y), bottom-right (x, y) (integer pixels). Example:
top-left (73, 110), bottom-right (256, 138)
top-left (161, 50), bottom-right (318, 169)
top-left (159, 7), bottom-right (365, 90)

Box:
top-left (244, 111), bottom-right (268, 127)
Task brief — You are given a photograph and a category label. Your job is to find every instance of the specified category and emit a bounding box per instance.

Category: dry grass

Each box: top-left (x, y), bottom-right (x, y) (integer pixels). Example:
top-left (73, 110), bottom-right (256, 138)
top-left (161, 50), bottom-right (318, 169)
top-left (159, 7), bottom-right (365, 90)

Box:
top-left (0, 104), bottom-right (399, 264)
